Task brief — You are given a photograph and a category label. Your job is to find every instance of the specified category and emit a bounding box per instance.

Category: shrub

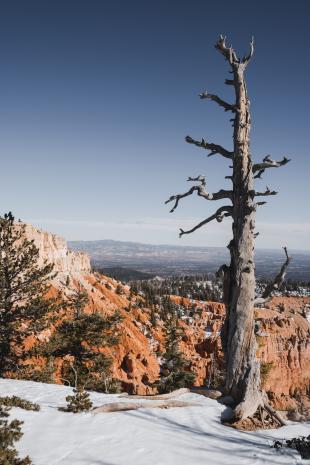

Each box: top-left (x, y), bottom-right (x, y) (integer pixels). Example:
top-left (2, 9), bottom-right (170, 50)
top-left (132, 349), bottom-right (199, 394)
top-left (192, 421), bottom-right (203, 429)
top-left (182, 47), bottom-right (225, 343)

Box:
top-left (0, 396), bottom-right (40, 412)
top-left (0, 404), bottom-right (32, 464)
top-left (59, 387), bottom-right (92, 413)
top-left (273, 435), bottom-right (310, 460)
top-left (260, 362), bottom-right (274, 387)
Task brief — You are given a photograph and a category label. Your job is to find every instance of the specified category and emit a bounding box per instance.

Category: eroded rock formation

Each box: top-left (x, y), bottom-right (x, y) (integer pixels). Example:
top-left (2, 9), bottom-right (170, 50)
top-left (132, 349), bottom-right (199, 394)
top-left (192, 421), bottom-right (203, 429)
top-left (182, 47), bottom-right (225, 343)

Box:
top-left (20, 224), bottom-right (310, 410)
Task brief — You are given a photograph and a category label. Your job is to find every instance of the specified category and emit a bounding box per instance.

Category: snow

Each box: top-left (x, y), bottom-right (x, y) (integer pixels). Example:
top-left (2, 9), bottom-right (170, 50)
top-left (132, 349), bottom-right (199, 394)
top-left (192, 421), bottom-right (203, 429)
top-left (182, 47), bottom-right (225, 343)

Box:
top-left (1, 378), bottom-right (310, 465)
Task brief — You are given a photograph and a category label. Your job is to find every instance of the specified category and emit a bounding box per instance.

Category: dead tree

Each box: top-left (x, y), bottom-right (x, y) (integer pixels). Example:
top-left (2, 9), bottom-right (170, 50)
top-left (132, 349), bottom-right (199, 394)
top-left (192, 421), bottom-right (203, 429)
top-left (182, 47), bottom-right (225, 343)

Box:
top-left (165, 36), bottom-right (290, 422)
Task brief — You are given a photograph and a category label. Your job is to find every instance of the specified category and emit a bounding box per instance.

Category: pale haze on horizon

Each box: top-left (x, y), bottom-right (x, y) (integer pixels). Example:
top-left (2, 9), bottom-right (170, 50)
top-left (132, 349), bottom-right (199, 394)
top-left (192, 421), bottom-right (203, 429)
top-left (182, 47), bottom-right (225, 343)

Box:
top-left (1, 1), bottom-right (309, 250)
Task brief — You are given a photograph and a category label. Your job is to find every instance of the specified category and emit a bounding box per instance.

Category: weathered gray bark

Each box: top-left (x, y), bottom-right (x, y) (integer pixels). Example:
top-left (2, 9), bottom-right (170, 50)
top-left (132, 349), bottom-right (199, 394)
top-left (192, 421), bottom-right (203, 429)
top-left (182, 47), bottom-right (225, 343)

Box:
top-left (218, 38), bottom-right (261, 420)
top-left (165, 36), bottom-right (290, 423)
top-left (92, 400), bottom-right (198, 413)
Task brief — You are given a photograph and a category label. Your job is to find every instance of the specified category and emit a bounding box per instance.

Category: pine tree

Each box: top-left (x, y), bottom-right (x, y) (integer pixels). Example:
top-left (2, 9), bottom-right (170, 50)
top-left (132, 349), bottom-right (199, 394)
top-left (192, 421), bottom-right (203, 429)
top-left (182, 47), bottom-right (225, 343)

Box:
top-left (150, 308), bottom-right (157, 327)
top-left (0, 212), bottom-right (57, 378)
top-left (59, 387), bottom-right (93, 413)
top-left (0, 404), bottom-right (31, 465)
top-left (160, 296), bottom-right (177, 321)
top-left (157, 317), bottom-right (195, 393)
top-left (47, 289), bottom-right (122, 393)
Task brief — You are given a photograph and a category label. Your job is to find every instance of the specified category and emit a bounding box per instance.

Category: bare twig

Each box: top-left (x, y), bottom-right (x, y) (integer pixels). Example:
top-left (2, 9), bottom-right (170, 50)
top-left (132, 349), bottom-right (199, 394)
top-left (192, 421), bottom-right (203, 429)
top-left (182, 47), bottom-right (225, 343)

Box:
top-left (253, 155), bottom-right (291, 179)
top-left (185, 136), bottom-right (233, 159)
top-left (179, 206), bottom-right (232, 238)
top-left (254, 186), bottom-right (278, 197)
top-left (199, 91), bottom-right (236, 112)
top-left (242, 36), bottom-right (254, 65)
top-left (165, 176), bottom-right (232, 212)
top-left (70, 362), bottom-right (78, 390)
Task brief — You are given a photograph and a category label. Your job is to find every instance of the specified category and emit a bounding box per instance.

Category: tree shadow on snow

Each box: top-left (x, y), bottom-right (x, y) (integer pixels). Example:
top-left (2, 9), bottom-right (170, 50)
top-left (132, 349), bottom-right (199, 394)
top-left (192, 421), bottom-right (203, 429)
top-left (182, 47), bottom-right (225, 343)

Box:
top-left (121, 409), bottom-right (291, 465)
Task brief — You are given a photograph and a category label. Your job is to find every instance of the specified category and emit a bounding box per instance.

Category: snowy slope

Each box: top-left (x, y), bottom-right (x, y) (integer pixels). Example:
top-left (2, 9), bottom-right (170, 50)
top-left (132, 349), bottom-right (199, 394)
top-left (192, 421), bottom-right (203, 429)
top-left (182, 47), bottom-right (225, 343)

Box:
top-left (1, 379), bottom-right (309, 465)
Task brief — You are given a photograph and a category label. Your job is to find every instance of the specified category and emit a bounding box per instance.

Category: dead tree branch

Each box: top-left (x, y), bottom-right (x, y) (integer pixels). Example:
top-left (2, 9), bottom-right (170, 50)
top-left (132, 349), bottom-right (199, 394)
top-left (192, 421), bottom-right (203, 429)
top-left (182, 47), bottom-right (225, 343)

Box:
top-left (242, 37), bottom-right (254, 65)
top-left (215, 34), bottom-right (254, 68)
top-left (215, 35), bottom-right (239, 65)
top-left (254, 187), bottom-right (278, 197)
top-left (120, 388), bottom-right (189, 400)
top-left (165, 176), bottom-right (232, 212)
top-left (261, 247), bottom-right (292, 299)
top-left (263, 402), bottom-right (286, 427)
top-left (179, 206), bottom-right (232, 238)
top-left (92, 399), bottom-right (199, 414)
top-left (185, 136), bottom-right (233, 159)
top-left (253, 155), bottom-right (291, 179)
top-left (199, 91), bottom-right (236, 112)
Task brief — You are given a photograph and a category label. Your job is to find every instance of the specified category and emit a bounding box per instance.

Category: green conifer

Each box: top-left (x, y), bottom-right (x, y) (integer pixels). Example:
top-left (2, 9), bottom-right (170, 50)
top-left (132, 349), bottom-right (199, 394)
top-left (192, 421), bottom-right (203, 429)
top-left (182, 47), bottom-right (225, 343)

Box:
top-left (59, 387), bottom-right (93, 413)
top-left (157, 317), bottom-right (195, 393)
top-left (0, 404), bottom-right (31, 465)
top-left (0, 212), bottom-right (57, 377)
top-left (150, 308), bottom-right (157, 327)
top-left (47, 289), bottom-right (122, 392)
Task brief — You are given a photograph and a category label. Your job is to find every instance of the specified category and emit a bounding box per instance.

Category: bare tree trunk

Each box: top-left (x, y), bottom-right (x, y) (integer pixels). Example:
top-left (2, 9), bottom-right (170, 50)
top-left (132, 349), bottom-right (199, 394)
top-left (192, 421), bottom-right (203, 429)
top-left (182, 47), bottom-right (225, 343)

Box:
top-left (165, 35), bottom-right (290, 423)
top-left (223, 62), bottom-right (262, 421)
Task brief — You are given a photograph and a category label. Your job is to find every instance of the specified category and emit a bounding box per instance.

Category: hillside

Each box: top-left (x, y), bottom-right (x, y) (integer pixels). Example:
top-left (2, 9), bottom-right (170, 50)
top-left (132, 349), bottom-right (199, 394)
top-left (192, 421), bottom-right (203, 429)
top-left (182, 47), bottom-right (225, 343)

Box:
top-left (17, 224), bottom-right (310, 412)
top-left (1, 378), bottom-right (310, 465)
top-left (68, 239), bottom-right (310, 280)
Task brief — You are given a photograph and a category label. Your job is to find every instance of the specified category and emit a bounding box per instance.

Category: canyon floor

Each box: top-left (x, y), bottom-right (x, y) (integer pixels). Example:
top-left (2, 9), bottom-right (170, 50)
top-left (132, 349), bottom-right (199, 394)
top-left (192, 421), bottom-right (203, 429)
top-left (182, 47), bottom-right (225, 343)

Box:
top-left (1, 378), bottom-right (309, 465)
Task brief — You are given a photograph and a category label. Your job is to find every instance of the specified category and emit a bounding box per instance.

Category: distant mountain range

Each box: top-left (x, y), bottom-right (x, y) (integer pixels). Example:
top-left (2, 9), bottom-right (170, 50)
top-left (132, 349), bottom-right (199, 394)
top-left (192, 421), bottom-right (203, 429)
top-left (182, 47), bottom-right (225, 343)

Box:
top-left (68, 239), bottom-right (310, 280)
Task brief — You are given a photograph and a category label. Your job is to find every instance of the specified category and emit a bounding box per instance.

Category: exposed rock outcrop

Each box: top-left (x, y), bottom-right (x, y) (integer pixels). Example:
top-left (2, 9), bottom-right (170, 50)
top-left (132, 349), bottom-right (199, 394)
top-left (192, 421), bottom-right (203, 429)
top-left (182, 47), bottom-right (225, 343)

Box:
top-left (256, 297), bottom-right (310, 411)
top-left (20, 223), bottom-right (91, 276)
top-left (17, 224), bottom-right (310, 411)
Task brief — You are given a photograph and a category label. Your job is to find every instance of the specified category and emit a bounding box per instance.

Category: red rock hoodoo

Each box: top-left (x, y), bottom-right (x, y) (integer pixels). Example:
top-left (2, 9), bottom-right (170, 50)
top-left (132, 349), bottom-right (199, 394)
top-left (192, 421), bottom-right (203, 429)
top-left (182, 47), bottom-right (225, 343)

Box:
top-left (22, 224), bottom-right (310, 410)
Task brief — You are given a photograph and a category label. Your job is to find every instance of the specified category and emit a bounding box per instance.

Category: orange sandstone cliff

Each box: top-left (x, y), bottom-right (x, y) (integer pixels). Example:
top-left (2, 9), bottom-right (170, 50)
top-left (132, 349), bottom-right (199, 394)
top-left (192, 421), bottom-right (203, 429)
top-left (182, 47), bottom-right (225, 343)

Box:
top-left (22, 224), bottom-right (310, 410)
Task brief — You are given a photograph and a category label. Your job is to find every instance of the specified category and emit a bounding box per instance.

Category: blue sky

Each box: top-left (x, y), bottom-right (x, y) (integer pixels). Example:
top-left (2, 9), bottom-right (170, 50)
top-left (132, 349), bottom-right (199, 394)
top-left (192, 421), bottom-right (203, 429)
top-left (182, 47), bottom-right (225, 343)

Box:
top-left (0, 0), bottom-right (309, 249)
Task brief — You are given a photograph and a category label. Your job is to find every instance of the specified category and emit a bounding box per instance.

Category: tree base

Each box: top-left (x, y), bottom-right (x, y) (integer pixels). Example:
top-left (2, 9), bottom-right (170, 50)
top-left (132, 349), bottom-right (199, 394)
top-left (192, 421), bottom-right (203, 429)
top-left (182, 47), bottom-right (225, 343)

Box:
top-left (225, 416), bottom-right (280, 431)
top-left (222, 395), bottom-right (286, 431)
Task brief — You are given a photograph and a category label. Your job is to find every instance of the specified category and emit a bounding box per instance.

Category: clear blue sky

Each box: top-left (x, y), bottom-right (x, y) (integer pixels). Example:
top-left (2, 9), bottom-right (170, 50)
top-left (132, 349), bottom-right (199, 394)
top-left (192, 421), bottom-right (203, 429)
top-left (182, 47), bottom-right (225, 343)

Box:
top-left (0, 0), bottom-right (309, 249)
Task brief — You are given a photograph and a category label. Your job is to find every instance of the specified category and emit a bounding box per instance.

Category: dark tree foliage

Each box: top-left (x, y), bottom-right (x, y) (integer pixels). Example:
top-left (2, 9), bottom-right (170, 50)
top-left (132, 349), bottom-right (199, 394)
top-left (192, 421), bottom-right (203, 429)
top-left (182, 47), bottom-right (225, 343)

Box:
top-left (257, 278), bottom-right (310, 296)
top-left (160, 296), bottom-right (180, 321)
top-left (0, 212), bottom-right (58, 378)
top-left (46, 289), bottom-right (122, 393)
top-left (131, 275), bottom-right (221, 304)
top-left (150, 308), bottom-right (157, 327)
top-left (59, 387), bottom-right (93, 413)
top-left (156, 317), bottom-right (195, 393)
top-left (274, 435), bottom-right (310, 460)
top-left (0, 397), bottom-right (39, 412)
top-left (0, 404), bottom-right (31, 465)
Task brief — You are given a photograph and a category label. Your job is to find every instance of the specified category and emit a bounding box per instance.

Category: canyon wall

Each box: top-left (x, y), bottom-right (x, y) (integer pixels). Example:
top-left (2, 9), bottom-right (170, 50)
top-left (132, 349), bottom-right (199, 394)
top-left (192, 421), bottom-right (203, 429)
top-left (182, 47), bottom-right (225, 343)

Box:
top-left (20, 224), bottom-right (310, 410)
top-left (21, 223), bottom-right (91, 276)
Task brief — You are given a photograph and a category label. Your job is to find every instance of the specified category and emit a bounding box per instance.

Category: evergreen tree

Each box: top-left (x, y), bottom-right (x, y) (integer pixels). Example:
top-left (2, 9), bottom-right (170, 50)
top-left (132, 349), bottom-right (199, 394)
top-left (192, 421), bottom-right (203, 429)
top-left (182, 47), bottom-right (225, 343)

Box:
top-left (47, 289), bottom-right (122, 393)
top-left (0, 404), bottom-right (31, 465)
top-left (160, 296), bottom-right (177, 321)
top-left (0, 212), bottom-right (57, 377)
top-left (157, 317), bottom-right (195, 393)
top-left (150, 308), bottom-right (157, 327)
top-left (59, 387), bottom-right (93, 413)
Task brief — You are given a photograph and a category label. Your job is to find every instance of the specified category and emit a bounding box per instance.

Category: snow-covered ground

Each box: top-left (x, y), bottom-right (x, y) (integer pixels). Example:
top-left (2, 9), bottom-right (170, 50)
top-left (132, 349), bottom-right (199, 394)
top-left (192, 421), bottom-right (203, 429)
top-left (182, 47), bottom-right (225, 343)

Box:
top-left (1, 378), bottom-right (309, 465)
